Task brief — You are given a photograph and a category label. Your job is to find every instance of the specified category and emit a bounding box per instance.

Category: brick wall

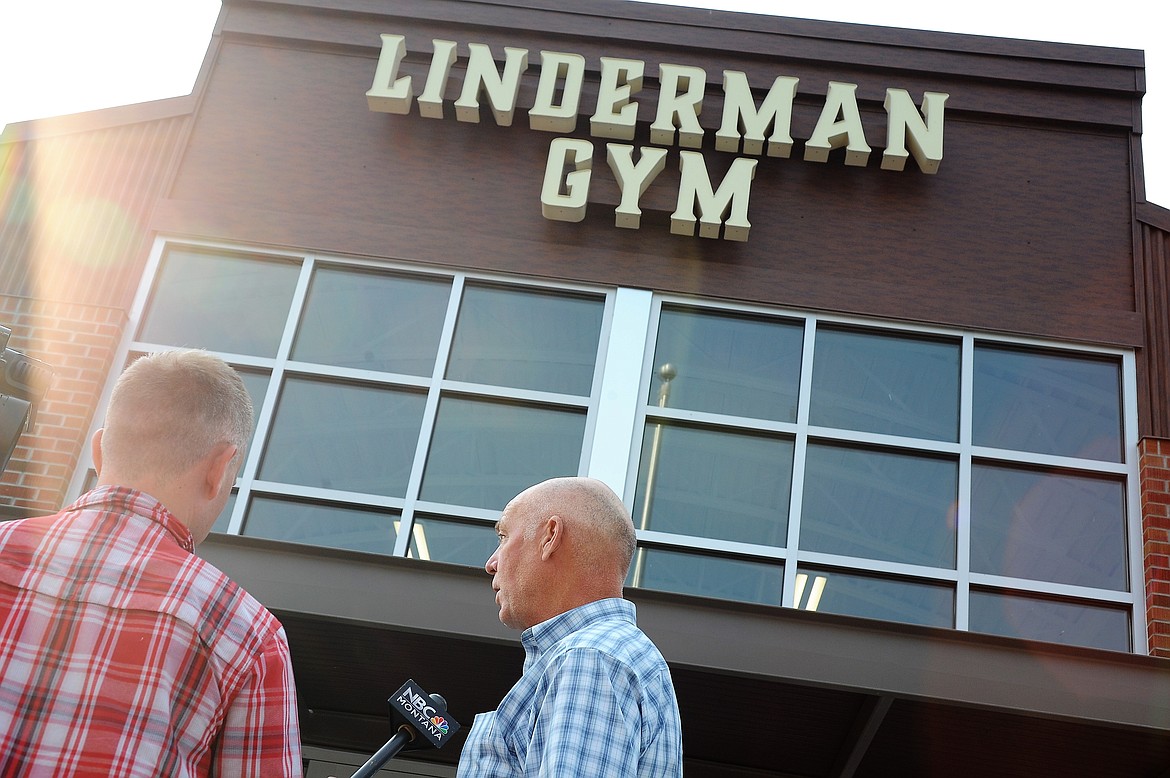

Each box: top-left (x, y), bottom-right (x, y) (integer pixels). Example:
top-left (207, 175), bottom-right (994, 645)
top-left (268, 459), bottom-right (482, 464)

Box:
top-left (0, 294), bottom-right (125, 514)
top-left (1142, 436), bottom-right (1170, 657)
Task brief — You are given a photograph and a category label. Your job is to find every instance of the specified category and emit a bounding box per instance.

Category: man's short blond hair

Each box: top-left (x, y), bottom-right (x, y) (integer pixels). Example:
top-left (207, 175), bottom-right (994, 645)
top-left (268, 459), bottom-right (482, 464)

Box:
top-left (100, 349), bottom-right (253, 481)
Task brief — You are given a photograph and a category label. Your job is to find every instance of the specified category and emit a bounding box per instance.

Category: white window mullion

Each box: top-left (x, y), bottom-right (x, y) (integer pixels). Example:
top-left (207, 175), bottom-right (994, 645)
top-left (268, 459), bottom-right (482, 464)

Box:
top-left (586, 287), bottom-right (653, 502)
top-left (782, 316), bottom-right (818, 609)
top-left (1123, 350), bottom-right (1147, 653)
top-left (955, 335), bottom-right (975, 630)
top-left (392, 274), bottom-right (467, 558)
top-left (228, 255), bottom-right (315, 535)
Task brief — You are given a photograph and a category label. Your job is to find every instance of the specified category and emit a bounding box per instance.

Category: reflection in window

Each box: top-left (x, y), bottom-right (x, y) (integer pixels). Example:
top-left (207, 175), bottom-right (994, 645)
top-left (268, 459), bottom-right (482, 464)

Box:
top-left (292, 267), bottom-right (451, 374)
top-left (800, 443), bottom-right (958, 568)
top-left (973, 345), bottom-right (1122, 462)
top-left (810, 327), bottom-right (959, 441)
top-left (259, 377), bottom-right (427, 497)
top-left (632, 423), bottom-right (792, 547)
top-left (406, 516), bottom-right (498, 568)
top-left (421, 397), bottom-right (587, 511)
top-left (969, 589), bottom-right (1129, 651)
top-left (137, 248), bottom-right (301, 357)
top-left (627, 547), bottom-right (783, 605)
top-left (649, 307), bottom-right (803, 421)
top-left (971, 464), bottom-right (1127, 591)
top-left (243, 496), bottom-right (398, 555)
top-left (796, 567), bottom-right (953, 628)
top-left (447, 285), bottom-right (604, 395)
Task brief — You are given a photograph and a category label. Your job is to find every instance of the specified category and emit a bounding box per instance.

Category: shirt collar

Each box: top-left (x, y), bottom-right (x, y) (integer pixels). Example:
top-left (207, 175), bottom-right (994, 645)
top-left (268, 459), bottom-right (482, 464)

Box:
top-left (521, 598), bottom-right (636, 660)
top-left (67, 485), bottom-right (196, 553)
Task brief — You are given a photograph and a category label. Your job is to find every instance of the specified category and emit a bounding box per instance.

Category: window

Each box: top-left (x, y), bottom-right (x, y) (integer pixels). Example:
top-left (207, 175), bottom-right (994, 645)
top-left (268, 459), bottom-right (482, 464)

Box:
top-left (112, 241), bottom-right (1141, 652)
top-left (258, 377), bottom-right (427, 497)
top-left (632, 423), bottom-right (793, 546)
top-left (800, 443), bottom-right (957, 569)
top-left (810, 327), bottom-right (959, 441)
top-left (137, 247), bottom-right (300, 357)
top-left (970, 464), bottom-right (1126, 591)
top-left (292, 266), bottom-right (450, 374)
top-left (792, 567), bottom-right (953, 628)
top-left (132, 244), bottom-right (607, 564)
top-left (973, 344), bottom-right (1122, 461)
top-left (627, 302), bottom-right (1136, 651)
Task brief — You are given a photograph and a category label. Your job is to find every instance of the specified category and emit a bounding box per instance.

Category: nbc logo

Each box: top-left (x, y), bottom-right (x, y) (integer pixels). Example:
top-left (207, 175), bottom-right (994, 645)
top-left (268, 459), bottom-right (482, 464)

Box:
top-left (431, 716), bottom-right (450, 733)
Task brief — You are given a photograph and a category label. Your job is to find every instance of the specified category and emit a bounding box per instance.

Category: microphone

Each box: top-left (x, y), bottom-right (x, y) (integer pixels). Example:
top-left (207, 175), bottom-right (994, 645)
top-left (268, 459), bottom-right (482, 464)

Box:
top-left (350, 679), bottom-right (461, 778)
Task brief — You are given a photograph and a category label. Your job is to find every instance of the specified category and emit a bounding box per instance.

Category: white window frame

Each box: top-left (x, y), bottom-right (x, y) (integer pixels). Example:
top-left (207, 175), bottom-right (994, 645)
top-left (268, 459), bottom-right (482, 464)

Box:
top-left (71, 237), bottom-right (1147, 654)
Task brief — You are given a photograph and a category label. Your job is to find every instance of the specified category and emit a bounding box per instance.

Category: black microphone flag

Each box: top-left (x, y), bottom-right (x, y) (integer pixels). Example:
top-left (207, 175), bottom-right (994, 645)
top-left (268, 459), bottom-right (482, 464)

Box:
top-left (388, 679), bottom-right (461, 748)
top-left (350, 679), bottom-right (460, 778)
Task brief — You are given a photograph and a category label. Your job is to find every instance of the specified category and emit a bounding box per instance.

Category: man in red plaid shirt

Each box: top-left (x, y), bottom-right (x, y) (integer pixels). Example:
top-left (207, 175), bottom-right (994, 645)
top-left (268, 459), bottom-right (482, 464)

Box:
top-left (0, 349), bottom-right (302, 776)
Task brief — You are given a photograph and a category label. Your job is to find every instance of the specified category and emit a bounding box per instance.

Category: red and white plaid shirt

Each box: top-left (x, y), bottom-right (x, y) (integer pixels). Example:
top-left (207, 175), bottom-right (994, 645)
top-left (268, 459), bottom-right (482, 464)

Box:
top-left (0, 487), bottom-right (302, 777)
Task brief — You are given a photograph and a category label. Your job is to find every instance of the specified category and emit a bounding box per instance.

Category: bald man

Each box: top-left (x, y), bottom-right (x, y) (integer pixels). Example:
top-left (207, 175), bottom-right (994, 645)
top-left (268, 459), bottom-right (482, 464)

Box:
top-left (0, 349), bottom-right (302, 777)
top-left (457, 477), bottom-right (683, 777)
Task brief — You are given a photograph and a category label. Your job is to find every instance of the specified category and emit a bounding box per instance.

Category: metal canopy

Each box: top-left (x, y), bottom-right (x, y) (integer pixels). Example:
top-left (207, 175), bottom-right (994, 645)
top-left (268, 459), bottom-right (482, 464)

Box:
top-left (199, 535), bottom-right (1170, 777)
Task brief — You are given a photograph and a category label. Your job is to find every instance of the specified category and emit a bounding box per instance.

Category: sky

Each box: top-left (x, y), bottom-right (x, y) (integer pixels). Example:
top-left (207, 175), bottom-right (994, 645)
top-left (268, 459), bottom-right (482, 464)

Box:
top-left (1, 0), bottom-right (1167, 206)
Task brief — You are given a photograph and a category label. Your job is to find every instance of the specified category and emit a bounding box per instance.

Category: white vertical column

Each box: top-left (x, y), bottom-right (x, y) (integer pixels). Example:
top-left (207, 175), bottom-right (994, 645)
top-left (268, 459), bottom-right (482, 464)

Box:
top-left (585, 287), bottom-right (653, 502)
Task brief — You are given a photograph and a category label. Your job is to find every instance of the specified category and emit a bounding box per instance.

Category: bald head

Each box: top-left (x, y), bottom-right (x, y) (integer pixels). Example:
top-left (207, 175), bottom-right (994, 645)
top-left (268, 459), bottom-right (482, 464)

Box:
top-left (486, 477), bottom-right (637, 629)
top-left (513, 476), bottom-right (637, 584)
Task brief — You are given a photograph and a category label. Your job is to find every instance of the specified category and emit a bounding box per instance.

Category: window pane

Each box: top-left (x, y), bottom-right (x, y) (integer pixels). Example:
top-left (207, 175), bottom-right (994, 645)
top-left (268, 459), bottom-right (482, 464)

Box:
top-left (800, 443), bottom-right (957, 568)
top-left (971, 463), bottom-right (1127, 590)
top-left (137, 248), bottom-right (300, 356)
top-left (973, 345), bottom-right (1123, 461)
top-left (243, 496), bottom-right (397, 555)
top-left (421, 397), bottom-right (587, 510)
top-left (258, 377), bottom-right (426, 497)
top-left (796, 567), bottom-right (953, 628)
top-left (969, 589), bottom-right (1130, 651)
top-left (810, 327), bottom-right (959, 441)
top-left (649, 307), bottom-right (803, 422)
top-left (633, 423), bottom-right (792, 546)
top-left (627, 547), bottom-right (783, 605)
top-left (292, 266), bottom-right (451, 374)
top-left (446, 285), bottom-right (604, 395)
top-left (210, 491), bottom-right (237, 534)
top-left (236, 368), bottom-right (270, 445)
top-left (407, 516), bottom-right (498, 568)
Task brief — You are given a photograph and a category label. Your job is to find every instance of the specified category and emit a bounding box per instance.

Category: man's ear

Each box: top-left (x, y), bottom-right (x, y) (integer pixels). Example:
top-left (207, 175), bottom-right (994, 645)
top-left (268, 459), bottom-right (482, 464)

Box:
top-left (90, 429), bottom-right (104, 475)
top-left (538, 515), bottom-right (563, 561)
top-left (203, 442), bottom-right (239, 499)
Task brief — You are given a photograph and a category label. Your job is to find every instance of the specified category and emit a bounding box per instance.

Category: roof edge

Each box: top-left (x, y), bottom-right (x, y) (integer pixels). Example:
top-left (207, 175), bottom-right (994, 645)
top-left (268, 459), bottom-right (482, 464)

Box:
top-left (1138, 200), bottom-right (1170, 231)
top-left (0, 95), bottom-right (196, 145)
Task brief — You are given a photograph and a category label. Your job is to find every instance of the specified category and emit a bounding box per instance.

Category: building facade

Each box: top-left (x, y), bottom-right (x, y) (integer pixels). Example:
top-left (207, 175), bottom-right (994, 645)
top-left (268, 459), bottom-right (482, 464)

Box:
top-left (3, 1), bottom-right (1170, 774)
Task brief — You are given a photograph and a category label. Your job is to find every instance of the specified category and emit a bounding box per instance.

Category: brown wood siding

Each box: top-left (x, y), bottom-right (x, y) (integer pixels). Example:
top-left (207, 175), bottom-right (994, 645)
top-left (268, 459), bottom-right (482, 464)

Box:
top-left (159, 0), bottom-right (1144, 348)
top-left (0, 105), bottom-right (191, 309)
top-left (1138, 203), bottom-right (1170, 437)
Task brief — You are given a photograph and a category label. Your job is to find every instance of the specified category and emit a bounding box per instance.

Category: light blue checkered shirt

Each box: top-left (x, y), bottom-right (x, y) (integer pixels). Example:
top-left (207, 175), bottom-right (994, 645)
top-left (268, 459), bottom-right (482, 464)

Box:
top-left (456, 598), bottom-right (683, 777)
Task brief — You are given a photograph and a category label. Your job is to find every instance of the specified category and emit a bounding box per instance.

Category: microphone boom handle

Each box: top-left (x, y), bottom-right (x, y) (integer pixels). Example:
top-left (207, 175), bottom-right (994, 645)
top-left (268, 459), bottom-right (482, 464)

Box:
top-left (351, 728), bottom-right (414, 778)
